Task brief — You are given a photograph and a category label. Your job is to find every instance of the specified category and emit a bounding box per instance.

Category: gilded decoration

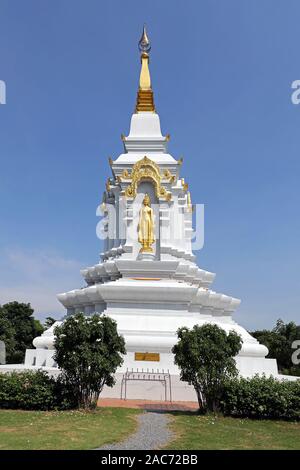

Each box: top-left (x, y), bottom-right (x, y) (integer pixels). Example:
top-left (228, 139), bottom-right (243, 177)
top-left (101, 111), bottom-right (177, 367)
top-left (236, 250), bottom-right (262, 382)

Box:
top-left (106, 178), bottom-right (111, 192)
top-left (117, 169), bottom-right (132, 182)
top-left (162, 169), bottom-right (176, 184)
top-left (100, 192), bottom-right (108, 215)
top-left (138, 193), bottom-right (155, 253)
top-left (121, 169), bottom-right (131, 179)
top-left (135, 26), bottom-right (155, 113)
top-left (187, 191), bottom-right (194, 213)
top-left (124, 156), bottom-right (171, 201)
top-left (181, 178), bottom-right (188, 191)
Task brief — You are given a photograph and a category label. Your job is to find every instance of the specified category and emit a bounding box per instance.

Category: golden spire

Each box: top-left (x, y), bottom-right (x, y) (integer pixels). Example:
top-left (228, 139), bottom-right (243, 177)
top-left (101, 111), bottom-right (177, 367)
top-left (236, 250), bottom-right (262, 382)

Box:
top-left (135, 25), bottom-right (155, 113)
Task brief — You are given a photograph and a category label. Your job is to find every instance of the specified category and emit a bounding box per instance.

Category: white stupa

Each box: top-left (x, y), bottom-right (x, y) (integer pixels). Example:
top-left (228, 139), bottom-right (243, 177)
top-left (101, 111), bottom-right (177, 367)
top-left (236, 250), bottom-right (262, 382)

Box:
top-left (12, 28), bottom-right (278, 400)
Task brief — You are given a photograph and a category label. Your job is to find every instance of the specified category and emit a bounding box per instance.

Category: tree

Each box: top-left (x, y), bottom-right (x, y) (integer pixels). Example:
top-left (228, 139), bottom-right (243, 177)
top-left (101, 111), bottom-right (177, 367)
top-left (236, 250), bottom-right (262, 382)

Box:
top-left (251, 319), bottom-right (300, 376)
top-left (44, 317), bottom-right (57, 329)
top-left (172, 323), bottom-right (242, 412)
top-left (1, 302), bottom-right (44, 363)
top-left (0, 309), bottom-right (16, 363)
top-left (54, 313), bottom-right (126, 408)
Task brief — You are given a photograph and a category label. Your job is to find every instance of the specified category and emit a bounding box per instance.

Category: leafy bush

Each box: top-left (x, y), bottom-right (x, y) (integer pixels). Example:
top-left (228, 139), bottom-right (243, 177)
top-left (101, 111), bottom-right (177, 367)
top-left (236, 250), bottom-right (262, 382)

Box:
top-left (221, 375), bottom-right (300, 420)
top-left (54, 313), bottom-right (126, 409)
top-left (0, 370), bottom-right (76, 410)
top-left (172, 324), bottom-right (242, 412)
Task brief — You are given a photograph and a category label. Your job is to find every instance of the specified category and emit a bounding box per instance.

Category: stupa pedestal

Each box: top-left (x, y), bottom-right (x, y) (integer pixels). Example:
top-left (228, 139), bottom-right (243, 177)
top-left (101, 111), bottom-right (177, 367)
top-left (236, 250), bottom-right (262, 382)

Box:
top-left (137, 252), bottom-right (156, 261)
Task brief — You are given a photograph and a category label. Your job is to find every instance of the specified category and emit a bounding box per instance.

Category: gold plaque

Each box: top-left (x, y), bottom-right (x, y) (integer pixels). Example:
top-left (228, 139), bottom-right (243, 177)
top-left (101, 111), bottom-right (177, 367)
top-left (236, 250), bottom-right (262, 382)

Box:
top-left (135, 352), bottom-right (160, 362)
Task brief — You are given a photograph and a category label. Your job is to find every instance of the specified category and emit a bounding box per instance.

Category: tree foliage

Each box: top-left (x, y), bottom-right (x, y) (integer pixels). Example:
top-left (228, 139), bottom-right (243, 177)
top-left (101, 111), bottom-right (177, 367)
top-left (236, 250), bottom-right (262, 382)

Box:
top-left (0, 311), bottom-right (16, 363)
top-left (0, 302), bottom-right (44, 363)
top-left (172, 323), bottom-right (242, 412)
top-left (44, 317), bottom-right (57, 329)
top-left (251, 319), bottom-right (300, 376)
top-left (54, 313), bottom-right (126, 408)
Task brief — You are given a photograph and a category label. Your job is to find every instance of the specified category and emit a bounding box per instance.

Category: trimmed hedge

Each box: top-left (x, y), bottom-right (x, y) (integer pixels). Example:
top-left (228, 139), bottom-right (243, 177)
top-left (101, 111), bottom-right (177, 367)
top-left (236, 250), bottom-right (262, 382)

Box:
top-left (221, 375), bottom-right (300, 420)
top-left (0, 370), bottom-right (76, 410)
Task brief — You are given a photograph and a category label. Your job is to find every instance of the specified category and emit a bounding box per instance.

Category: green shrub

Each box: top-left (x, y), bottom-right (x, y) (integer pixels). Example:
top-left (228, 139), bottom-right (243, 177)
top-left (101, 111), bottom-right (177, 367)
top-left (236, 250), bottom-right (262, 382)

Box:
top-left (0, 370), bottom-right (76, 410)
top-left (54, 313), bottom-right (125, 409)
top-left (54, 375), bottom-right (78, 410)
top-left (221, 375), bottom-right (300, 420)
top-left (172, 323), bottom-right (242, 411)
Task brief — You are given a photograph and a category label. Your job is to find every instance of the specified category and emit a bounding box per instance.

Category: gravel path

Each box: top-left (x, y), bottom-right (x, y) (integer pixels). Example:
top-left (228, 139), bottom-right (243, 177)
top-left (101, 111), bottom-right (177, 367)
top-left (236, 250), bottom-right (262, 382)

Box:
top-left (98, 412), bottom-right (174, 450)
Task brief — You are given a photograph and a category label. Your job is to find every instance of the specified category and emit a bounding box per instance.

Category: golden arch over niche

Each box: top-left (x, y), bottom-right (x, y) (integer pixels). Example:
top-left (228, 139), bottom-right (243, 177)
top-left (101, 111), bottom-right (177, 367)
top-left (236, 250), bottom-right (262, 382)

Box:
top-left (125, 156), bottom-right (171, 201)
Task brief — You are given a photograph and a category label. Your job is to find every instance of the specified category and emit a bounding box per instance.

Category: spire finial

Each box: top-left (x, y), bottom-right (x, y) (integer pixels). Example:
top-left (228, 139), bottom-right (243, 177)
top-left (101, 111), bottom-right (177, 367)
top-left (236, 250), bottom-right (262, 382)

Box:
top-left (135, 25), bottom-right (155, 113)
top-left (138, 24), bottom-right (151, 54)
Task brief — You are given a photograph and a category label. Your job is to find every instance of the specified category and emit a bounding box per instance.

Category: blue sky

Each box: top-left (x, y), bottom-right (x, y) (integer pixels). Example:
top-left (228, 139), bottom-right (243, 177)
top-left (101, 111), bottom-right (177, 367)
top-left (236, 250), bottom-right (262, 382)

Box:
top-left (0, 0), bottom-right (299, 329)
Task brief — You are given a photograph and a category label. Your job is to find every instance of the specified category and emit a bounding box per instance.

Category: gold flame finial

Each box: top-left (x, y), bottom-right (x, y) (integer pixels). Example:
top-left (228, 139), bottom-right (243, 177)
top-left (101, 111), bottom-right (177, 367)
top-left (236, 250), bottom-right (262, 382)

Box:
top-left (135, 25), bottom-right (155, 113)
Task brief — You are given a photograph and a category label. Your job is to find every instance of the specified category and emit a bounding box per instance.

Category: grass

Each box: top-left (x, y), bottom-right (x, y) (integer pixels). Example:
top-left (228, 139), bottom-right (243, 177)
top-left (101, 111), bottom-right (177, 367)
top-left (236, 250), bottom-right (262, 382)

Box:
top-left (166, 412), bottom-right (300, 450)
top-left (1, 407), bottom-right (299, 450)
top-left (0, 408), bottom-right (140, 450)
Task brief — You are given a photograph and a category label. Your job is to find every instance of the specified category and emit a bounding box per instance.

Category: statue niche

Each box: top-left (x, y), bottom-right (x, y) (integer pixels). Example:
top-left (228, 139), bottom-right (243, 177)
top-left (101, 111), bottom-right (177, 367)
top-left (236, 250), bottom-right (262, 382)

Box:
top-left (138, 193), bottom-right (155, 253)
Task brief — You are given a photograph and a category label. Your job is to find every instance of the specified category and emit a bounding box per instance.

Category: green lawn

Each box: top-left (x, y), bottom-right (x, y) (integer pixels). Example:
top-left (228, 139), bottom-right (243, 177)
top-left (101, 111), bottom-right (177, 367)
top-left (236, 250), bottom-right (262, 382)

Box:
top-left (166, 412), bottom-right (300, 450)
top-left (0, 408), bottom-right (140, 450)
top-left (1, 408), bottom-right (300, 450)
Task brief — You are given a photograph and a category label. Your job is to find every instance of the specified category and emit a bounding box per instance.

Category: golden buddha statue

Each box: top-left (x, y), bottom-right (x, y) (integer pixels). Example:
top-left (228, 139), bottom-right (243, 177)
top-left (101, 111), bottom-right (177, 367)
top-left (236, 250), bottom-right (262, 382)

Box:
top-left (138, 193), bottom-right (155, 253)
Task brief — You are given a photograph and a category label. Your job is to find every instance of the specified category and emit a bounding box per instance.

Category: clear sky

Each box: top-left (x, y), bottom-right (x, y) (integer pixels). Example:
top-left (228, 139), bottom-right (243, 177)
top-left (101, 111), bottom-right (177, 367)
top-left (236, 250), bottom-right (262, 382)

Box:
top-left (0, 0), bottom-right (299, 330)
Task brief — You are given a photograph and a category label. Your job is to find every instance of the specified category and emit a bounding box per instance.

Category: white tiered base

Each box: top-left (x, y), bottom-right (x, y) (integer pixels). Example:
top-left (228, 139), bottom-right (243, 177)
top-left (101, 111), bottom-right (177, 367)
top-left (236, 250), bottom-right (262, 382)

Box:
top-left (0, 258), bottom-right (283, 401)
top-left (0, 350), bottom-right (279, 402)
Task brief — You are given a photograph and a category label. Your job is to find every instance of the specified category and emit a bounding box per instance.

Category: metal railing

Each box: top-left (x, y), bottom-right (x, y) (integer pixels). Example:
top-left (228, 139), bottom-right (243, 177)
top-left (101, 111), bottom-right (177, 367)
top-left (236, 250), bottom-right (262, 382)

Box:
top-left (120, 368), bottom-right (172, 402)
